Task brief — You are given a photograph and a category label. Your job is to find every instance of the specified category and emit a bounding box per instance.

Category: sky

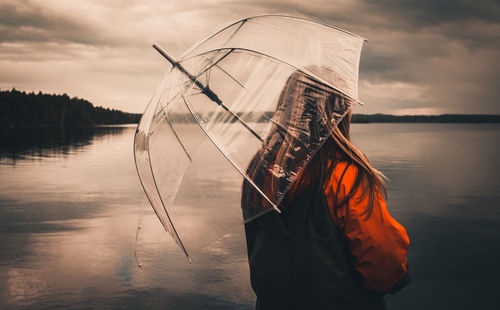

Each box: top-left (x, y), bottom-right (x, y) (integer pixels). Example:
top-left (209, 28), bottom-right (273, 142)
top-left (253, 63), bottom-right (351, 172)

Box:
top-left (0, 0), bottom-right (498, 115)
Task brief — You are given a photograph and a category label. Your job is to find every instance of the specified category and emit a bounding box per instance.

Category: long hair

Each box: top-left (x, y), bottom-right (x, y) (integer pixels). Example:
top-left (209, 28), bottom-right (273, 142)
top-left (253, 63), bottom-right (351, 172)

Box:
top-left (242, 70), bottom-right (386, 220)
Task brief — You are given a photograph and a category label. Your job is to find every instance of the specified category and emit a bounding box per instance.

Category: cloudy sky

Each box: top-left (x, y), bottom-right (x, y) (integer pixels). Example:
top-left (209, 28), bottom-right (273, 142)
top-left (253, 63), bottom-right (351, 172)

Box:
top-left (0, 0), bottom-right (498, 114)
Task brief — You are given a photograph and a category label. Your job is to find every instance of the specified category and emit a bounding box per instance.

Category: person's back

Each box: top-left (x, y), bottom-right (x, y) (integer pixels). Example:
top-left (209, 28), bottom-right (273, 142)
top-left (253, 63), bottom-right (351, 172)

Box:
top-left (241, 70), bottom-right (410, 309)
top-left (244, 158), bottom-right (410, 310)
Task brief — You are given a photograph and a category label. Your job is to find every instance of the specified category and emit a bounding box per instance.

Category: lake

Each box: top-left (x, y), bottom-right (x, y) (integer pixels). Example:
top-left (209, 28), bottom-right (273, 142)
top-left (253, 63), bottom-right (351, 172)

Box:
top-left (0, 123), bottom-right (499, 309)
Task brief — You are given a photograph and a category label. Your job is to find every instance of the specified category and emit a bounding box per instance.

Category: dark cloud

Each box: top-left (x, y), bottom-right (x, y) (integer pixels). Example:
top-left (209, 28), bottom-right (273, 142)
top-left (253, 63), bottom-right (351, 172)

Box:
top-left (362, 0), bottom-right (500, 27)
top-left (0, 0), bottom-right (498, 114)
top-left (0, 0), bottom-right (100, 45)
top-left (227, 0), bottom-right (499, 113)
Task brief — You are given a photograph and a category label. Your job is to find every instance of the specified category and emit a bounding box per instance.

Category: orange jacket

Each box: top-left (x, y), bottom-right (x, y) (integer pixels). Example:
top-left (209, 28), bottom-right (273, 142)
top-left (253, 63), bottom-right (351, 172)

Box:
top-left (323, 161), bottom-right (410, 293)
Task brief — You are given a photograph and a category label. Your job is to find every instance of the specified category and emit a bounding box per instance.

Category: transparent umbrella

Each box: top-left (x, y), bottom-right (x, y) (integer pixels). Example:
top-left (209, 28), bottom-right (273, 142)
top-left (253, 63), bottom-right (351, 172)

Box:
top-left (134, 15), bottom-right (366, 261)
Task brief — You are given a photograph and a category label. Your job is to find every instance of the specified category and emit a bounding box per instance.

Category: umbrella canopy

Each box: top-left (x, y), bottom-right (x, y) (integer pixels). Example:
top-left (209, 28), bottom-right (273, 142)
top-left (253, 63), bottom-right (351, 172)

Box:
top-left (134, 15), bottom-right (365, 259)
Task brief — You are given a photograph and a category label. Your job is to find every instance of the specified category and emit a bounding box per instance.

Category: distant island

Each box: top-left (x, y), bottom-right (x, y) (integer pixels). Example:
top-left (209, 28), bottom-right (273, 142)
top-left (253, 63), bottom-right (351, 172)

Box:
top-left (351, 113), bottom-right (500, 123)
top-left (1, 89), bottom-right (499, 127)
top-left (170, 111), bottom-right (500, 124)
top-left (0, 89), bottom-right (141, 127)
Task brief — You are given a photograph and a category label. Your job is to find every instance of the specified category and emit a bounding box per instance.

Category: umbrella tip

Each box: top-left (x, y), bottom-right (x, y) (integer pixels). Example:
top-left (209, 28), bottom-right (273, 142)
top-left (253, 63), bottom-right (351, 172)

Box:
top-left (152, 43), bottom-right (177, 67)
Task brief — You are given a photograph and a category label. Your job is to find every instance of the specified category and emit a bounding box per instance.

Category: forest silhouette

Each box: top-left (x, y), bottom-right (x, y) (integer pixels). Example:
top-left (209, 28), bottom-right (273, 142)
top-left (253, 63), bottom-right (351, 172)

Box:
top-left (0, 89), bottom-right (140, 127)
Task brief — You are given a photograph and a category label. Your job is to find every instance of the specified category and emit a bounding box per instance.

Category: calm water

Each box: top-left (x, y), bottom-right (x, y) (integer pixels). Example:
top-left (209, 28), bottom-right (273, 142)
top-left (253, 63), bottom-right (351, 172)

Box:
top-left (0, 123), bottom-right (499, 309)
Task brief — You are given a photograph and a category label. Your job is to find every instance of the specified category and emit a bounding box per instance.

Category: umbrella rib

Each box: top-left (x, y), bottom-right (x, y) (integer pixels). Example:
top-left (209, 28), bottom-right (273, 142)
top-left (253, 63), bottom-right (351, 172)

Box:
top-left (165, 114), bottom-right (193, 162)
top-left (133, 131), bottom-right (173, 241)
top-left (146, 134), bottom-right (191, 262)
top-left (181, 94), bottom-right (281, 214)
top-left (215, 104), bottom-right (264, 142)
top-left (223, 18), bottom-right (247, 45)
top-left (214, 64), bottom-right (247, 90)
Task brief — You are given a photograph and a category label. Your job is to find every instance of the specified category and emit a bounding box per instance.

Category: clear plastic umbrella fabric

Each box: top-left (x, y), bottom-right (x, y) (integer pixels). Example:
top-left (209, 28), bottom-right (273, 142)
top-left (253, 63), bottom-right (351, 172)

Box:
top-left (134, 15), bottom-right (365, 259)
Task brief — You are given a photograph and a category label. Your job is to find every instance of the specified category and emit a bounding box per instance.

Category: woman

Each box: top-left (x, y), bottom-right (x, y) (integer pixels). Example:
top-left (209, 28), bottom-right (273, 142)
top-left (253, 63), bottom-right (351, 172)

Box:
top-left (241, 70), bottom-right (410, 310)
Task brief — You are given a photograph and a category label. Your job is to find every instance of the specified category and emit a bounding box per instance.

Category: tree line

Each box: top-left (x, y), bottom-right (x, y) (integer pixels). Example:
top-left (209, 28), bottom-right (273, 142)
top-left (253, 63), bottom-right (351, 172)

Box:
top-left (2, 88), bottom-right (498, 127)
top-left (0, 89), bottom-right (141, 127)
top-left (164, 111), bottom-right (500, 124)
top-left (351, 113), bottom-right (500, 123)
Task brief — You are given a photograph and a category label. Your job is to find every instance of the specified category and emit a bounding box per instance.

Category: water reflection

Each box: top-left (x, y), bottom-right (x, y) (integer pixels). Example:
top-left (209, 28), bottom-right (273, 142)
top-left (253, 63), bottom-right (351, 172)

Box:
top-left (0, 125), bottom-right (255, 310)
top-left (352, 124), bottom-right (500, 309)
top-left (0, 126), bottom-right (128, 163)
top-left (0, 124), bottom-right (499, 309)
